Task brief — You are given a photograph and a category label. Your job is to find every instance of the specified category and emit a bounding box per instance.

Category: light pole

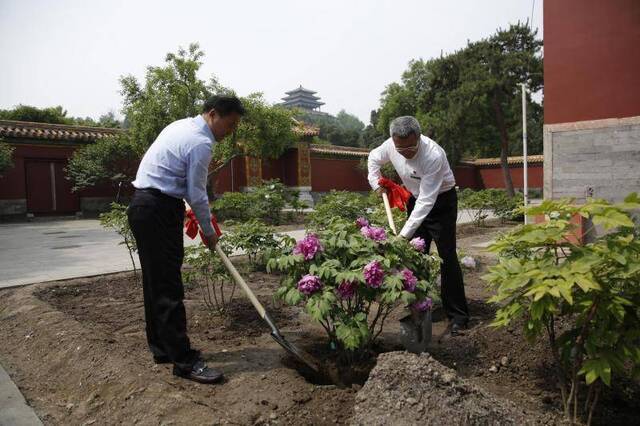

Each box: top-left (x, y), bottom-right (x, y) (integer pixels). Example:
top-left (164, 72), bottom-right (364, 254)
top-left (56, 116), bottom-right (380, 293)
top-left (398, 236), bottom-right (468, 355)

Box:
top-left (521, 83), bottom-right (529, 224)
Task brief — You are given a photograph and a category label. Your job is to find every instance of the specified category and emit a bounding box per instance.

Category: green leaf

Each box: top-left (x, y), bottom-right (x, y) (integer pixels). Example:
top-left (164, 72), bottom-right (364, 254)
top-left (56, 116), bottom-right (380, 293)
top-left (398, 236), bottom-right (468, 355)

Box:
top-left (400, 291), bottom-right (417, 305)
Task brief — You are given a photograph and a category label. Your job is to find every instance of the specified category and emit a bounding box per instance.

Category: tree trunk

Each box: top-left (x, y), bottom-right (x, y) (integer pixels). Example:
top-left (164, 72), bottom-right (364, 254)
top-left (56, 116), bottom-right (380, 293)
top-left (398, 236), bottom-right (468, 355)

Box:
top-left (492, 93), bottom-right (516, 197)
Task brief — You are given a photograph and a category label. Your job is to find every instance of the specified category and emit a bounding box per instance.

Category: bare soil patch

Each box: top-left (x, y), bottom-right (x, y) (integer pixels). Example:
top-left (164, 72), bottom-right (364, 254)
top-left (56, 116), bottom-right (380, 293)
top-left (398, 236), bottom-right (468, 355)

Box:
top-left (0, 223), bottom-right (636, 425)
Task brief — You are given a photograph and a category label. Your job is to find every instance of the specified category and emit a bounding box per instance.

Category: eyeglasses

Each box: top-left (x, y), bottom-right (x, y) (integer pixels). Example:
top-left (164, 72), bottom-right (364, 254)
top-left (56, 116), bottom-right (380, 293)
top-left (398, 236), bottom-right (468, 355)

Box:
top-left (395, 144), bottom-right (418, 153)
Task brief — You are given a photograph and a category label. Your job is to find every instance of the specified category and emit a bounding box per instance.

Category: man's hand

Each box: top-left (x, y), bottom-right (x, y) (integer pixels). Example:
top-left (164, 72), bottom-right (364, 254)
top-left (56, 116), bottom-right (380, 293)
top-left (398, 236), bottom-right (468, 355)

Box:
top-left (375, 187), bottom-right (388, 196)
top-left (203, 233), bottom-right (219, 250)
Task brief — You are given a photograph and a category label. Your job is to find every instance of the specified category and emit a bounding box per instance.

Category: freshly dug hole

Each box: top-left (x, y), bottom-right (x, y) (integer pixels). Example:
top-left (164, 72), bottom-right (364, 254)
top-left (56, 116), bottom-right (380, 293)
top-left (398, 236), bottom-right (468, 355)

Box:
top-left (281, 341), bottom-right (393, 387)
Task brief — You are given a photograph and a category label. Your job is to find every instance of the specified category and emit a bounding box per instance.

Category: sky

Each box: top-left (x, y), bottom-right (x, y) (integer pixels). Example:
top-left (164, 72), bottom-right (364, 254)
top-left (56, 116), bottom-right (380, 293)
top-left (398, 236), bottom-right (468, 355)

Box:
top-left (0, 0), bottom-right (542, 125)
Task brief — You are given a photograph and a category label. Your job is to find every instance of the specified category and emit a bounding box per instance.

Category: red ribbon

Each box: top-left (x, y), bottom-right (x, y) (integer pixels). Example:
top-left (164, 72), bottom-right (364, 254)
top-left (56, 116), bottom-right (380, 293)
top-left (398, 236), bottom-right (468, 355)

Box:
top-left (185, 209), bottom-right (222, 244)
top-left (378, 177), bottom-right (412, 211)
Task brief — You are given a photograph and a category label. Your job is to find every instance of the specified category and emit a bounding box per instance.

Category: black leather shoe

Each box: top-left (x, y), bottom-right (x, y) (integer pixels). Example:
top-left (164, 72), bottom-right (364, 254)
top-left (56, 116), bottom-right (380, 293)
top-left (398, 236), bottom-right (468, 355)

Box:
top-left (173, 359), bottom-right (224, 384)
top-left (451, 322), bottom-right (468, 336)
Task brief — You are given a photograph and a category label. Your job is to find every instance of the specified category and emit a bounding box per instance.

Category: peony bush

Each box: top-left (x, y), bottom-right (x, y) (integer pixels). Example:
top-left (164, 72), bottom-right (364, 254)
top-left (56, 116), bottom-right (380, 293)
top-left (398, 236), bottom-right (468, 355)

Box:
top-left (267, 216), bottom-right (439, 355)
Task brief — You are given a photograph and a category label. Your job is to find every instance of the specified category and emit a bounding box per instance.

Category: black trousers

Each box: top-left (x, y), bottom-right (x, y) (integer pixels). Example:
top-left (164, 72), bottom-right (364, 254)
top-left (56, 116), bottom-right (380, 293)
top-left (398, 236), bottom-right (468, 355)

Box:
top-left (407, 188), bottom-right (469, 325)
top-left (127, 189), bottom-right (198, 371)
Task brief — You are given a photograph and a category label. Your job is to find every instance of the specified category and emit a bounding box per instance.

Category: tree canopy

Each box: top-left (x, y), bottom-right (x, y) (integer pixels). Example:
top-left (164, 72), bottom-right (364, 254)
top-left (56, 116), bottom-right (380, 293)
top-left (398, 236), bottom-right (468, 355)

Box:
top-left (0, 104), bottom-right (122, 128)
top-left (296, 109), bottom-right (364, 147)
top-left (371, 23), bottom-right (543, 195)
top-left (66, 43), bottom-right (296, 192)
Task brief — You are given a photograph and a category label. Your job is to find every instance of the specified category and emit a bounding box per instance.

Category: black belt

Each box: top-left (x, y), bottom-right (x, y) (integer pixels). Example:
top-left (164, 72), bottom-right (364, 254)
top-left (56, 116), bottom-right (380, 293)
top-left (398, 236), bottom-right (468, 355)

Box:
top-left (135, 188), bottom-right (182, 204)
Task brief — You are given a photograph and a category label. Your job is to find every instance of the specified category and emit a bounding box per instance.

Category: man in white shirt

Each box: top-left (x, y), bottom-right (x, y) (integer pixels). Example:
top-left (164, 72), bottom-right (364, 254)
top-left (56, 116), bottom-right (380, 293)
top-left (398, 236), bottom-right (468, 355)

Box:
top-left (128, 96), bottom-right (244, 383)
top-left (368, 116), bottom-right (469, 335)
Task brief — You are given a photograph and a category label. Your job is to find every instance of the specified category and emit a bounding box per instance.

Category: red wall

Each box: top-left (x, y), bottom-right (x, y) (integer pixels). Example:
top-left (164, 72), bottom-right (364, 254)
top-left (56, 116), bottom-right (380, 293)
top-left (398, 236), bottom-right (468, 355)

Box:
top-left (476, 164), bottom-right (543, 190)
top-left (0, 144), bottom-right (85, 200)
top-left (310, 157), bottom-right (370, 192)
top-left (210, 156), bottom-right (248, 194)
top-left (453, 165), bottom-right (481, 189)
top-left (544, 0), bottom-right (640, 124)
top-left (261, 157), bottom-right (285, 182)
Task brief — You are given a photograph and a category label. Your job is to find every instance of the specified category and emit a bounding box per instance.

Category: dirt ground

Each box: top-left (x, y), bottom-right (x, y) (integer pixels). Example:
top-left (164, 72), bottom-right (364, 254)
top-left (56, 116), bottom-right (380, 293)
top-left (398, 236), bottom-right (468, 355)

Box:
top-left (0, 223), bottom-right (637, 425)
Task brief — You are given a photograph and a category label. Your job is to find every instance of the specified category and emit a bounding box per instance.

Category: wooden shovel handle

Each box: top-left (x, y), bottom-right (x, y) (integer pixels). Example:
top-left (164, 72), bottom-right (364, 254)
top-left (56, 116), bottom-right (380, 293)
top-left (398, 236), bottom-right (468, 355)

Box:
top-left (214, 245), bottom-right (267, 319)
top-left (382, 192), bottom-right (398, 235)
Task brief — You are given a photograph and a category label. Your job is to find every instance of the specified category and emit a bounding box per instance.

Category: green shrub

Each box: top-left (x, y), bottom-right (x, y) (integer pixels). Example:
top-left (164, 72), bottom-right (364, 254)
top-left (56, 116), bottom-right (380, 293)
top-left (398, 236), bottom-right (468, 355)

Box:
top-left (221, 219), bottom-right (293, 270)
top-left (307, 191), bottom-right (372, 231)
top-left (457, 188), bottom-right (524, 226)
top-left (99, 203), bottom-right (138, 283)
top-left (268, 218), bottom-right (439, 357)
top-left (484, 193), bottom-right (640, 425)
top-left (212, 179), bottom-right (299, 225)
top-left (183, 244), bottom-right (235, 315)
top-left (212, 192), bottom-right (255, 222)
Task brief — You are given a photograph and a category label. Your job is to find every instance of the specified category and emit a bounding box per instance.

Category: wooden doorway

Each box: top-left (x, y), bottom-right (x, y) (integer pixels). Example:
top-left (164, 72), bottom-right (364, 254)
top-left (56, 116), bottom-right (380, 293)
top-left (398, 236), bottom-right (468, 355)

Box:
top-left (25, 160), bottom-right (79, 214)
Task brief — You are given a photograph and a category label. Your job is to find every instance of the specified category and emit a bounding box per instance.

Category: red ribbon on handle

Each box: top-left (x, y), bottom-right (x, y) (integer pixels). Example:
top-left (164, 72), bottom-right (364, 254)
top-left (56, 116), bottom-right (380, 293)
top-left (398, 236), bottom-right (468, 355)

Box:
top-left (378, 177), bottom-right (412, 211)
top-left (185, 209), bottom-right (222, 244)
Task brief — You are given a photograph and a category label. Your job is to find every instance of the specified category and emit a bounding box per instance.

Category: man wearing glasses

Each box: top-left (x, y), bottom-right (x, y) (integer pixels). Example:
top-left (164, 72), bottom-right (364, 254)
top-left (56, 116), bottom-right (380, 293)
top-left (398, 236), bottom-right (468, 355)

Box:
top-left (367, 116), bottom-right (469, 336)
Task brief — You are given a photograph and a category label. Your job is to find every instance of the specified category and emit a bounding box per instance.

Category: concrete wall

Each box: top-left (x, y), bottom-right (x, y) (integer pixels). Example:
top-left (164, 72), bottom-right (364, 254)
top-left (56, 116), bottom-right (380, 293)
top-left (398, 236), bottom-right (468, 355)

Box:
top-left (544, 117), bottom-right (640, 202)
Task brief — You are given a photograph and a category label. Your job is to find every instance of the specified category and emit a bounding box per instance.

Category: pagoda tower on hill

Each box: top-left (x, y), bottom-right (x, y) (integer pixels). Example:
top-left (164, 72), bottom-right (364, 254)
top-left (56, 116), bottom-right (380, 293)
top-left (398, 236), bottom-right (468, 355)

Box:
top-left (281, 85), bottom-right (326, 113)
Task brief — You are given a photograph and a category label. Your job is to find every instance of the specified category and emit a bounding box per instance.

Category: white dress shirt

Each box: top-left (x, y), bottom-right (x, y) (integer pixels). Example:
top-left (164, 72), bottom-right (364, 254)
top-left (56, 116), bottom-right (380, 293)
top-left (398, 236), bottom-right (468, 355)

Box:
top-left (367, 135), bottom-right (456, 239)
top-left (132, 115), bottom-right (215, 236)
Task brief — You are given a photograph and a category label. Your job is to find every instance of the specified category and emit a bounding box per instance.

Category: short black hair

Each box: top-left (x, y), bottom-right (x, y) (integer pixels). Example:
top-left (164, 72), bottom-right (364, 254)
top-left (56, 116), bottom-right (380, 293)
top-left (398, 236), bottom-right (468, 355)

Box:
top-left (202, 95), bottom-right (246, 116)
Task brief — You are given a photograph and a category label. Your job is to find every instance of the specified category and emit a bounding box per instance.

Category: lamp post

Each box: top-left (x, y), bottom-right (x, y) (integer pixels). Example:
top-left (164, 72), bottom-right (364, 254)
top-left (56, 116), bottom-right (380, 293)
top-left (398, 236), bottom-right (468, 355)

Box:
top-left (521, 83), bottom-right (529, 224)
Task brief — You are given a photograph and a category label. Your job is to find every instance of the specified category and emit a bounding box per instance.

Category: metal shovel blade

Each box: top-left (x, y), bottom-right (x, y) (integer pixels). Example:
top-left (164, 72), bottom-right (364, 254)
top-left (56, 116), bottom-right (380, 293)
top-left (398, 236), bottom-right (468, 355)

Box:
top-left (270, 329), bottom-right (321, 373)
top-left (213, 245), bottom-right (321, 373)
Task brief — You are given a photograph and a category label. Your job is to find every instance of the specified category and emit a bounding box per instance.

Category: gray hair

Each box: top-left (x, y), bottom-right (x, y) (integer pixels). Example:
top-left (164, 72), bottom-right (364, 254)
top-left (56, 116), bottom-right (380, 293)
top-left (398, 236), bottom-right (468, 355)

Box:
top-left (390, 116), bottom-right (421, 138)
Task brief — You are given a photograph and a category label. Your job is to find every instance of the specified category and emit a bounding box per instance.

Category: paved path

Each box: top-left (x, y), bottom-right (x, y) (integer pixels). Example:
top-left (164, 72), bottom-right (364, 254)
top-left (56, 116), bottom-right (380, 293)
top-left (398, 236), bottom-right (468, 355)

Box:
top-left (0, 363), bottom-right (42, 426)
top-left (0, 210), bottom-right (491, 290)
top-left (0, 220), bottom-right (305, 289)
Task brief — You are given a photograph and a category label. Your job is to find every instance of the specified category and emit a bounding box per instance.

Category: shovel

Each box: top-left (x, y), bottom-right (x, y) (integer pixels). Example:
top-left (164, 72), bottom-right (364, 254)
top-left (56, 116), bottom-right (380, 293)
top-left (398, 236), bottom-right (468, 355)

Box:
top-left (382, 192), bottom-right (398, 235)
top-left (213, 244), bottom-right (321, 373)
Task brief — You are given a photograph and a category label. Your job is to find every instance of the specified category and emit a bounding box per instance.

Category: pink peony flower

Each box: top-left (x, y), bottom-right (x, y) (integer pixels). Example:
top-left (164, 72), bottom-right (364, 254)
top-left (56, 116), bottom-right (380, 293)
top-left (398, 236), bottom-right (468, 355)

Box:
top-left (410, 237), bottom-right (426, 252)
top-left (355, 217), bottom-right (369, 228)
top-left (411, 297), bottom-right (433, 312)
top-left (293, 234), bottom-right (323, 260)
top-left (363, 260), bottom-right (384, 288)
top-left (360, 226), bottom-right (387, 242)
top-left (297, 274), bottom-right (323, 296)
top-left (401, 268), bottom-right (418, 292)
top-left (336, 281), bottom-right (356, 299)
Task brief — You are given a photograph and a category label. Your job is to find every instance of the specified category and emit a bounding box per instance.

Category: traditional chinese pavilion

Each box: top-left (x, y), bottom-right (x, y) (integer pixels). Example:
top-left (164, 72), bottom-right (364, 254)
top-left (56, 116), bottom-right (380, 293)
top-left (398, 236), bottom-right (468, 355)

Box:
top-left (281, 86), bottom-right (325, 112)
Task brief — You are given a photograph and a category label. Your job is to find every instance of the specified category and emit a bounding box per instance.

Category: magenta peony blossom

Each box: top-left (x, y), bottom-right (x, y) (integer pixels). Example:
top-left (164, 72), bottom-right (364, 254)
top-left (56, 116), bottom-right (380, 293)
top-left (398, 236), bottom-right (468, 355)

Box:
top-left (293, 233), bottom-right (323, 260)
top-left (297, 274), bottom-right (323, 296)
top-left (410, 237), bottom-right (426, 252)
top-left (360, 226), bottom-right (387, 242)
top-left (363, 260), bottom-right (384, 288)
top-left (336, 280), bottom-right (356, 299)
top-left (401, 268), bottom-right (418, 292)
top-left (411, 297), bottom-right (433, 312)
top-left (355, 217), bottom-right (369, 228)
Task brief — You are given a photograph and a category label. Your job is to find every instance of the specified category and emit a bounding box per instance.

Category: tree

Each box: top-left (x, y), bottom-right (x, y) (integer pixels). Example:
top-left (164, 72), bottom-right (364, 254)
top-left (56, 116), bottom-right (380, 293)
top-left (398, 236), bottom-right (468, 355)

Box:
top-left (67, 43), bottom-right (296, 192)
top-left (0, 105), bottom-right (72, 124)
top-left (0, 104), bottom-right (122, 128)
top-left (0, 140), bottom-right (15, 176)
top-left (66, 134), bottom-right (142, 192)
top-left (210, 93), bottom-right (295, 177)
top-left (462, 24), bottom-right (543, 196)
top-left (374, 23), bottom-right (543, 196)
top-left (361, 110), bottom-right (386, 148)
top-left (296, 109), bottom-right (363, 147)
top-left (119, 43), bottom-right (222, 149)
